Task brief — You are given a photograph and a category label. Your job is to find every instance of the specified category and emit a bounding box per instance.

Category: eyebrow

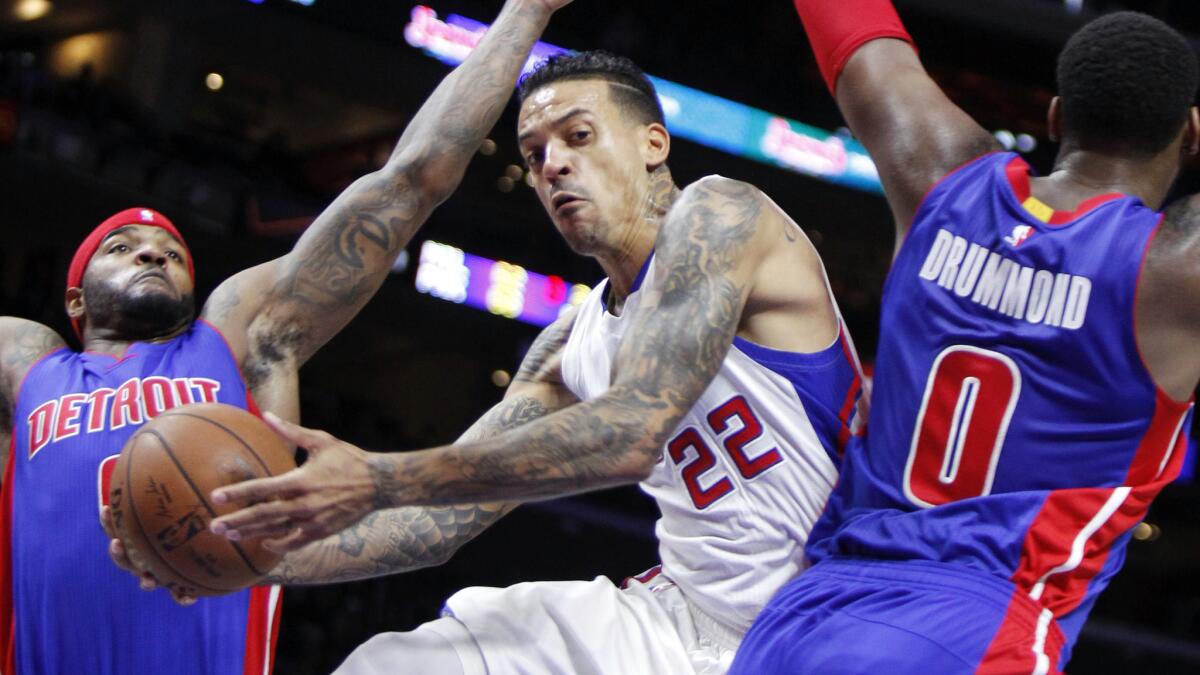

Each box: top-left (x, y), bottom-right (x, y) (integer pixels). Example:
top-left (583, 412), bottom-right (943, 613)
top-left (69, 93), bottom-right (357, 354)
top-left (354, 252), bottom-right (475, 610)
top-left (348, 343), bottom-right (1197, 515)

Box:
top-left (518, 107), bottom-right (591, 144)
top-left (100, 226), bottom-right (136, 244)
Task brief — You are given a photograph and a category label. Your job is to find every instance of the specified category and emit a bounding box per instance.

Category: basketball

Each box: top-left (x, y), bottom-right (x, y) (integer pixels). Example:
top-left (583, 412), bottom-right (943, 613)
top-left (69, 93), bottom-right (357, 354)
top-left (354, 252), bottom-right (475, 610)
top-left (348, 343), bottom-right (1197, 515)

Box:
top-left (107, 403), bottom-right (297, 597)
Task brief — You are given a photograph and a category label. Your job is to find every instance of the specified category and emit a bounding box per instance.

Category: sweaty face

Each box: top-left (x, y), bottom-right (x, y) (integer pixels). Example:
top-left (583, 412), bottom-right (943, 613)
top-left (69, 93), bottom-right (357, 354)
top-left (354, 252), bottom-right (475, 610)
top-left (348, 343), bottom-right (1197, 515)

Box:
top-left (517, 79), bottom-right (654, 255)
top-left (80, 224), bottom-right (195, 337)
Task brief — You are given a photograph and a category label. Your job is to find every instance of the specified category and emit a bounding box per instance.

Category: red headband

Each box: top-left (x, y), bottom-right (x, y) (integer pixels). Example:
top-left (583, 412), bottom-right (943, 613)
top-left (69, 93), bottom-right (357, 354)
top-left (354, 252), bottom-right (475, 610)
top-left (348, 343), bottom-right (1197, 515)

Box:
top-left (67, 207), bottom-right (195, 339)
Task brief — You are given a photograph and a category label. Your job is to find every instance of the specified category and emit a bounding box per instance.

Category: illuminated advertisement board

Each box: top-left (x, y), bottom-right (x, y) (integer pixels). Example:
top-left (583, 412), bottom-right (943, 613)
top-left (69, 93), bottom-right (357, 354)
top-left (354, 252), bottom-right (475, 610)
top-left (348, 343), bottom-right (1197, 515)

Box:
top-left (415, 240), bottom-right (590, 327)
top-left (404, 5), bottom-right (883, 194)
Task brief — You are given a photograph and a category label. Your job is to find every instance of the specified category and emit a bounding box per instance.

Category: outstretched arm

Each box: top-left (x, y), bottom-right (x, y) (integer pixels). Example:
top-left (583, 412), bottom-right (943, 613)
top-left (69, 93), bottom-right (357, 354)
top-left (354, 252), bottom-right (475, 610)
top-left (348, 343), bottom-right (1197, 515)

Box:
top-left (209, 176), bottom-right (778, 548)
top-left (794, 0), bottom-right (997, 237)
top-left (262, 310), bottom-right (578, 583)
top-left (107, 309), bottom-right (579, 585)
top-left (200, 0), bottom-right (572, 390)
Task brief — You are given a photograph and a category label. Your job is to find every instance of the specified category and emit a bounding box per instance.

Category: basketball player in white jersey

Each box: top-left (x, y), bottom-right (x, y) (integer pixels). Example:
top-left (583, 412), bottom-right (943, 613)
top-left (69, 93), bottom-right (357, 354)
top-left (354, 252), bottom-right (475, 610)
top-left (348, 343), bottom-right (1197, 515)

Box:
top-left (191, 52), bottom-right (866, 674)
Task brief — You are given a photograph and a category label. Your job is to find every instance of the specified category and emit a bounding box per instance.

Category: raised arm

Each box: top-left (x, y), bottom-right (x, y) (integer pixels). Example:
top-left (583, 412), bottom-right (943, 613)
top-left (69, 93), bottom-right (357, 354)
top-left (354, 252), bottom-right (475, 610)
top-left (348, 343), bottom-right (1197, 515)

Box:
top-left (259, 309), bottom-right (579, 581)
top-left (209, 176), bottom-right (777, 547)
top-left (794, 0), bottom-right (997, 236)
top-left (200, 0), bottom-right (571, 385)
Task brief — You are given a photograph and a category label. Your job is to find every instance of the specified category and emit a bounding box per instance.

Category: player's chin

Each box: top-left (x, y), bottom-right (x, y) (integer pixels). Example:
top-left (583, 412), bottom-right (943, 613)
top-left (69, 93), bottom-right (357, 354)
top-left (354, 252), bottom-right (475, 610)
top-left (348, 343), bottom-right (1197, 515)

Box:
top-left (123, 284), bottom-right (180, 307)
top-left (119, 291), bottom-right (195, 330)
top-left (129, 287), bottom-right (190, 309)
top-left (556, 221), bottom-right (600, 255)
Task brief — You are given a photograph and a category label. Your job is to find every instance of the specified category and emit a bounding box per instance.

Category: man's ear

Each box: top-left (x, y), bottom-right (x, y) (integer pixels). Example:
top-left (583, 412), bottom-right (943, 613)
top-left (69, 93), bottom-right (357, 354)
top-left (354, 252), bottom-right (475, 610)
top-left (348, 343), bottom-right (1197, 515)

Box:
top-left (1184, 106), bottom-right (1199, 157)
top-left (65, 286), bottom-right (85, 321)
top-left (642, 122), bottom-right (670, 170)
top-left (1047, 96), bottom-right (1063, 144)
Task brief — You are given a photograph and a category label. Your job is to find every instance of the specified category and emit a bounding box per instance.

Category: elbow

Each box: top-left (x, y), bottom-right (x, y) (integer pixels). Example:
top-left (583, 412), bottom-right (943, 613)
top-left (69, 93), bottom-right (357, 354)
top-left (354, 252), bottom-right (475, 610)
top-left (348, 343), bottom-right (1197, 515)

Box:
top-left (620, 453), bottom-right (659, 483)
top-left (414, 168), bottom-right (460, 207)
top-left (610, 433), bottom-right (665, 484)
top-left (379, 154), bottom-right (459, 208)
top-left (593, 390), bottom-right (676, 483)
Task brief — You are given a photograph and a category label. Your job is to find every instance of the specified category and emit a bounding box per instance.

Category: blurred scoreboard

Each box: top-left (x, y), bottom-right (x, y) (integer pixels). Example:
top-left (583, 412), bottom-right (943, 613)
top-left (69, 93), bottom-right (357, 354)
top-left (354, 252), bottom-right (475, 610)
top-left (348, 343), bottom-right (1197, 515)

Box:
top-left (415, 240), bottom-right (590, 327)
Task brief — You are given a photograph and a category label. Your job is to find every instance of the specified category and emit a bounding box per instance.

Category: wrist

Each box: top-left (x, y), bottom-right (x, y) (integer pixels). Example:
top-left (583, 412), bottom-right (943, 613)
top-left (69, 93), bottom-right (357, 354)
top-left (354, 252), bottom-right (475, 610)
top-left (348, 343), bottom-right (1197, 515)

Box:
top-left (364, 451), bottom-right (402, 510)
top-left (794, 0), bottom-right (914, 94)
top-left (509, 0), bottom-right (555, 20)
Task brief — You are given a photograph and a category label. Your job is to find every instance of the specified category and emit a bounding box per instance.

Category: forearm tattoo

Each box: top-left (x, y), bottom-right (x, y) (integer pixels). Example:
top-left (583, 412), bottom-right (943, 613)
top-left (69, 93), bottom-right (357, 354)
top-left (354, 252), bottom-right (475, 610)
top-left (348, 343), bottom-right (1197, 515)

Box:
top-left (376, 179), bottom-right (765, 505)
top-left (247, 1), bottom-right (556, 367)
top-left (267, 391), bottom-right (555, 585)
top-left (0, 322), bottom-right (64, 425)
top-left (0, 321), bottom-right (64, 477)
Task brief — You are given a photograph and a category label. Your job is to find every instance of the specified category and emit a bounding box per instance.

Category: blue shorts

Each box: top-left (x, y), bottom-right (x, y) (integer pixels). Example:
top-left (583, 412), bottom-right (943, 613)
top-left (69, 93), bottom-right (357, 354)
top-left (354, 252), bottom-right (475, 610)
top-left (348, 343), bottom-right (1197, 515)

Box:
top-left (730, 558), bottom-right (1067, 675)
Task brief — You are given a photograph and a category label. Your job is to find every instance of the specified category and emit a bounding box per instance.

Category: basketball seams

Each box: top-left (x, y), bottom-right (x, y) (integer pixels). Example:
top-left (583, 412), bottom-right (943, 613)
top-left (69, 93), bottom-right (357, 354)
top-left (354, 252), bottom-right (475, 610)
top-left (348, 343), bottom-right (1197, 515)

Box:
top-left (122, 431), bottom-right (228, 595)
top-left (159, 410), bottom-right (277, 476)
top-left (146, 425), bottom-right (277, 578)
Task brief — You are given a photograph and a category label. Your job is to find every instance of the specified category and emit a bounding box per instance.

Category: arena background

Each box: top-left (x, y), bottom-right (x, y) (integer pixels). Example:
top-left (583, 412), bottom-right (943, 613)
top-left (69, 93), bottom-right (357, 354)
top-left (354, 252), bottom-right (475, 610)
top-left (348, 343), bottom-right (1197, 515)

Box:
top-left (1, 0), bottom-right (1197, 672)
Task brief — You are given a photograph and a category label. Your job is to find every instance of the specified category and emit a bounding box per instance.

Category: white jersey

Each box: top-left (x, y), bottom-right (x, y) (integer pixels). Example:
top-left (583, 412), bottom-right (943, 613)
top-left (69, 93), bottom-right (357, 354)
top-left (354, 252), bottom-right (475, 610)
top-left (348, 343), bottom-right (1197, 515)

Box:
top-left (560, 254), bottom-right (865, 634)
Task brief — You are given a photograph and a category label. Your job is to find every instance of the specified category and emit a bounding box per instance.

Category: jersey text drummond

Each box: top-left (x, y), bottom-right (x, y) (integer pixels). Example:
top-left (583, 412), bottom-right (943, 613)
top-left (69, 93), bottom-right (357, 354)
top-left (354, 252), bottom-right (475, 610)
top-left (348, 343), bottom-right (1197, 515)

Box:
top-left (918, 228), bottom-right (1091, 329)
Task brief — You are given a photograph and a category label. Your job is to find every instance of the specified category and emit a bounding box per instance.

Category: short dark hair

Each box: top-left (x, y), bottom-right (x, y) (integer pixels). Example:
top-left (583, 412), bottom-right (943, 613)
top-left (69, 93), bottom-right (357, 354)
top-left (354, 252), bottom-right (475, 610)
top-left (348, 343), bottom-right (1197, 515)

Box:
top-left (518, 51), bottom-right (664, 126)
top-left (1057, 11), bottom-right (1198, 156)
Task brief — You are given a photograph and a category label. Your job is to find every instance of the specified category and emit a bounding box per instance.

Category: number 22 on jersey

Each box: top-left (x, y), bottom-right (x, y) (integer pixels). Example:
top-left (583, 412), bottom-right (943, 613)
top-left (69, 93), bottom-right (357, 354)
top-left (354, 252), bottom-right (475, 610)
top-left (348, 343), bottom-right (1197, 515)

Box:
top-left (903, 345), bottom-right (1022, 508)
top-left (666, 396), bottom-right (784, 510)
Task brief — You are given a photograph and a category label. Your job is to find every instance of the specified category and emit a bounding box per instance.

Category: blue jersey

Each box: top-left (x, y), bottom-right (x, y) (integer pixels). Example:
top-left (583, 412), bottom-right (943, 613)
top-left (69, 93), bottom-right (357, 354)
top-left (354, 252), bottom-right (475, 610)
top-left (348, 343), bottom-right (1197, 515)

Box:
top-left (809, 153), bottom-right (1194, 660)
top-left (0, 320), bottom-right (282, 675)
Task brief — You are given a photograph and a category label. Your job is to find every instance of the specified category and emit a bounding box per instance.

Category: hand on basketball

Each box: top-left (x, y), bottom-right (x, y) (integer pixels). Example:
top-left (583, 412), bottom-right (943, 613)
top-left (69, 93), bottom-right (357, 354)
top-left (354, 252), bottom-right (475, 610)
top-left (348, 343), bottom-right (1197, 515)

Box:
top-left (209, 412), bottom-right (380, 553)
top-left (100, 506), bottom-right (197, 606)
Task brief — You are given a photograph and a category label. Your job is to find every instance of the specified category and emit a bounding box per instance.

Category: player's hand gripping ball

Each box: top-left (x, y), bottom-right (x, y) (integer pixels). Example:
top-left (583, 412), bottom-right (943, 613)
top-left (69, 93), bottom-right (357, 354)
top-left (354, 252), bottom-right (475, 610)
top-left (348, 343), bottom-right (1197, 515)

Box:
top-left (107, 403), bottom-right (296, 597)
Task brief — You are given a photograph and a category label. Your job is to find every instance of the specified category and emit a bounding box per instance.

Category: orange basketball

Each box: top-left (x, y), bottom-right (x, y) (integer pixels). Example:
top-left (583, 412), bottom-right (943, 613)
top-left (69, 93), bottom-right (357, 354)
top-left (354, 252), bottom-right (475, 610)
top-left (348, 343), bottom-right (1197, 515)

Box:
top-left (107, 402), bottom-right (296, 597)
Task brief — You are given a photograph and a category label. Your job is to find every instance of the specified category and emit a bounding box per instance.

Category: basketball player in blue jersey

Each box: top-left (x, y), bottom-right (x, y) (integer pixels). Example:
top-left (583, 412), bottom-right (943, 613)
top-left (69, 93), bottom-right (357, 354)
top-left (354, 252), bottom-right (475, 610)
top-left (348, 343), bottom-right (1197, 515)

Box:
top-left (0, 0), bottom-right (572, 672)
top-left (199, 51), bottom-right (865, 674)
top-left (726, 5), bottom-right (1200, 675)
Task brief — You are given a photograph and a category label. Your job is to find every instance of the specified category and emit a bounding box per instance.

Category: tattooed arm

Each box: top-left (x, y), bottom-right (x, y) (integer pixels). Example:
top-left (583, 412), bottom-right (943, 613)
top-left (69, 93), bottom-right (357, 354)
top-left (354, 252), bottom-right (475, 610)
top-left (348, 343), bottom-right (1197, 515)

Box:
top-left (261, 309), bottom-right (578, 583)
top-left (210, 177), bottom-right (780, 548)
top-left (0, 318), bottom-right (67, 473)
top-left (199, 0), bottom-right (572, 397)
top-left (381, 177), bottom-right (771, 503)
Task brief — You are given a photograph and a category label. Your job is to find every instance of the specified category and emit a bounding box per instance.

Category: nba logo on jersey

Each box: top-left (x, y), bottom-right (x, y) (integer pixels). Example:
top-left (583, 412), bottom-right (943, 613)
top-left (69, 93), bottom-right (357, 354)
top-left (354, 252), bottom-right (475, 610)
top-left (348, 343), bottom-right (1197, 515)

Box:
top-left (1004, 224), bottom-right (1034, 248)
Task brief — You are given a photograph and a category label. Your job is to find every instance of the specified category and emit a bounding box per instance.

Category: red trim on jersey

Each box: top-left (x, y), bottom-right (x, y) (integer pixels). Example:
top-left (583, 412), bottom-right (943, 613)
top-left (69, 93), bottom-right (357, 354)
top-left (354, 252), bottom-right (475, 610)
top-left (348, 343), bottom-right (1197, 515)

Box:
top-left (1, 437), bottom-right (17, 675)
top-left (978, 590), bottom-right (1065, 674)
top-left (243, 585), bottom-right (283, 675)
top-left (1009, 487), bottom-right (1121, 616)
top-left (245, 390), bottom-right (264, 418)
top-left (199, 318), bottom-right (270, 422)
top-left (203, 317), bottom-right (285, 675)
top-left (1003, 157), bottom-right (1122, 225)
top-left (835, 330), bottom-right (862, 455)
top-left (1010, 392), bottom-right (1191, 619)
top-left (901, 151), bottom-right (1003, 253)
top-left (198, 318), bottom-right (239, 360)
top-left (1003, 158), bottom-right (1031, 203)
top-left (1125, 388), bottom-right (1192, 486)
top-left (621, 565), bottom-right (663, 589)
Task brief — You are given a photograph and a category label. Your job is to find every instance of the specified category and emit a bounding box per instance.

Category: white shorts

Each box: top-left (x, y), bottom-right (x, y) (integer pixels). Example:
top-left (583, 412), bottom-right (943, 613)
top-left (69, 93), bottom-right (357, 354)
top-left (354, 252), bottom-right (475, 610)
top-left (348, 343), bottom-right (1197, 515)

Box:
top-left (440, 568), bottom-right (741, 675)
